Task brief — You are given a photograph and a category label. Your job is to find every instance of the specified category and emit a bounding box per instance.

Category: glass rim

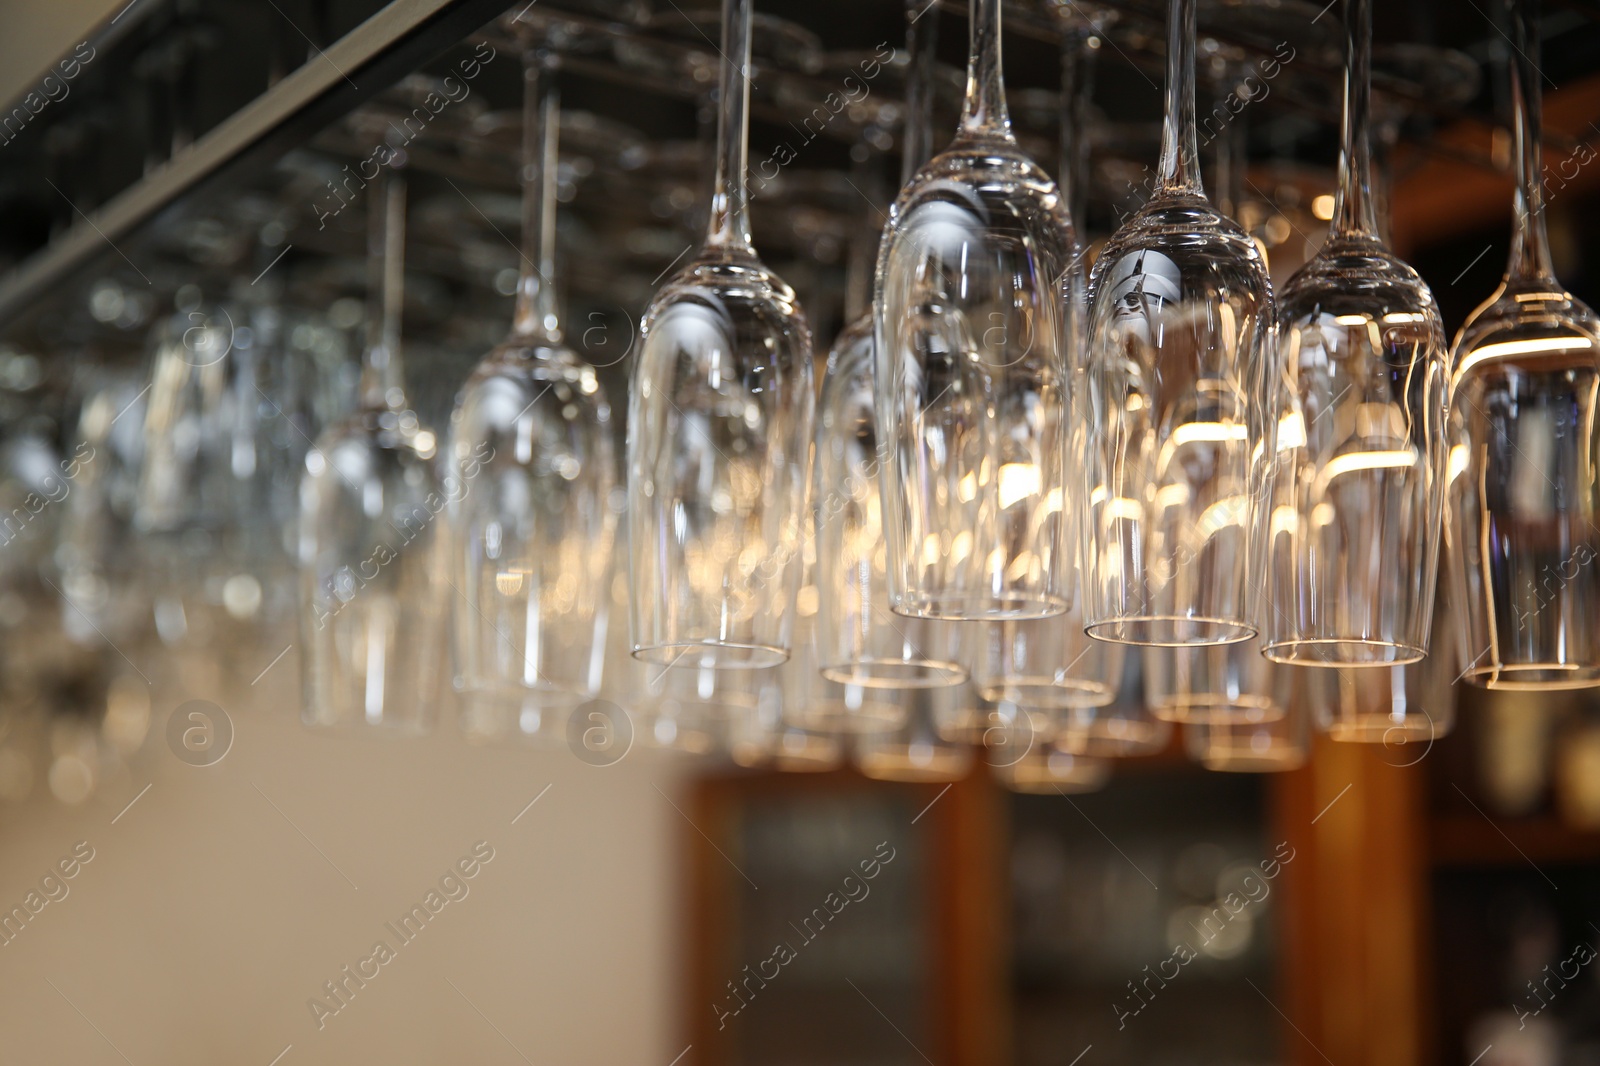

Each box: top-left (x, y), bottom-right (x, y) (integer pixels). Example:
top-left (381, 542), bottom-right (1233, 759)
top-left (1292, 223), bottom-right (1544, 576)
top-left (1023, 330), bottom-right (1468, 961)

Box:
top-left (1261, 638), bottom-right (1426, 667)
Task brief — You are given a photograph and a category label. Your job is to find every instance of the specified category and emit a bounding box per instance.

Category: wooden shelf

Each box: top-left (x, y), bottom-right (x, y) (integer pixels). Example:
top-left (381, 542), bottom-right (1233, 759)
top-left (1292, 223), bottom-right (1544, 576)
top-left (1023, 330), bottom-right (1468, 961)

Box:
top-left (1430, 814), bottom-right (1600, 869)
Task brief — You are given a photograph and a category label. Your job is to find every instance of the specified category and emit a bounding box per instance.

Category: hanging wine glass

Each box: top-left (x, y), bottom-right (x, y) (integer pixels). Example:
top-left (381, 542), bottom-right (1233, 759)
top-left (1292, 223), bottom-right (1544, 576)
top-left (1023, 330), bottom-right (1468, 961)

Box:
top-left (727, 664), bottom-right (845, 772)
top-left (299, 165), bottom-right (446, 735)
top-left (1312, 531), bottom-right (1462, 745)
top-left (1447, 0), bottom-right (1600, 690)
top-left (971, 599), bottom-right (1123, 710)
top-left (854, 687), bottom-right (975, 783)
top-left (629, 0), bottom-right (814, 669)
top-left (1145, 631), bottom-right (1290, 726)
top-left (1083, 0), bottom-right (1276, 647)
top-left (874, 0), bottom-right (1078, 620)
top-left (1186, 701), bottom-right (1309, 772)
top-left (448, 49), bottom-right (615, 743)
top-left (1052, 655), bottom-right (1172, 758)
top-left (1262, 0), bottom-right (1448, 667)
top-left (816, 0), bottom-right (966, 690)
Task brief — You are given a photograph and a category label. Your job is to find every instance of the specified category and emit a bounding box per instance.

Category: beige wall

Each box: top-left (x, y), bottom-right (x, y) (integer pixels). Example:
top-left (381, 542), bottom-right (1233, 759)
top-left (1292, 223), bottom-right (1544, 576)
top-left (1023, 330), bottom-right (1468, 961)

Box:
top-left (0, 654), bottom-right (689, 1064)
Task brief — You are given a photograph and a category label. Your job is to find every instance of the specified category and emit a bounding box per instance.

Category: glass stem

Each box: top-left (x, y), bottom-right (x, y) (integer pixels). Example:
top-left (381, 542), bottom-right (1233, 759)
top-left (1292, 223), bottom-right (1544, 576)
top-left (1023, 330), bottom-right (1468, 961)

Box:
top-left (361, 167), bottom-right (407, 411)
top-left (705, 0), bottom-right (754, 253)
top-left (957, 0), bottom-right (1012, 141)
top-left (900, 0), bottom-right (940, 186)
top-left (1059, 22), bottom-right (1097, 229)
top-left (512, 49), bottom-right (562, 343)
top-left (1507, 0), bottom-right (1555, 281)
top-left (844, 151), bottom-right (879, 322)
top-left (1156, 0), bottom-right (1203, 197)
top-left (1331, 0), bottom-right (1378, 240)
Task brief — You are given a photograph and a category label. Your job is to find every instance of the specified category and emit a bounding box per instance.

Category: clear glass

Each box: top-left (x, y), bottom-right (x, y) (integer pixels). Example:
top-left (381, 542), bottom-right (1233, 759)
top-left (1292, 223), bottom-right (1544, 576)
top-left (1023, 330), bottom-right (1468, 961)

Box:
top-left (299, 169), bottom-right (445, 735)
top-left (1313, 565), bottom-right (1460, 746)
top-left (815, 314), bottom-right (967, 689)
top-left (971, 596), bottom-right (1124, 709)
top-left (1446, 0), bottom-right (1600, 689)
top-left (448, 51), bottom-right (615, 742)
top-left (1185, 703), bottom-right (1309, 772)
top-left (1264, 0), bottom-right (1448, 666)
top-left (727, 663), bottom-right (845, 773)
top-left (854, 686), bottom-right (975, 782)
top-left (788, 557), bottom-right (905, 734)
top-left (628, 0), bottom-right (814, 668)
top-left (1053, 655), bottom-right (1172, 757)
top-left (1145, 633), bottom-right (1290, 725)
top-left (874, 0), bottom-right (1078, 620)
top-left (1083, 0), bottom-right (1276, 646)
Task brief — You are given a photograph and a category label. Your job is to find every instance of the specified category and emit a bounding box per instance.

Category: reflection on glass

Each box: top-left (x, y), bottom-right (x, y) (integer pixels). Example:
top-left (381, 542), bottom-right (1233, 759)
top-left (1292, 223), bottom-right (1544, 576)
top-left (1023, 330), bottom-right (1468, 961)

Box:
top-left (1446, 0), bottom-right (1600, 689)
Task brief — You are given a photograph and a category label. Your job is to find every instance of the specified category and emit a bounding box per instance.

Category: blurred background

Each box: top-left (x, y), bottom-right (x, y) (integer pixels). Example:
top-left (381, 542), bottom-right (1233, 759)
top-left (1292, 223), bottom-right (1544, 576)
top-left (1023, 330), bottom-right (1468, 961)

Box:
top-left (0, 1), bottom-right (1594, 1065)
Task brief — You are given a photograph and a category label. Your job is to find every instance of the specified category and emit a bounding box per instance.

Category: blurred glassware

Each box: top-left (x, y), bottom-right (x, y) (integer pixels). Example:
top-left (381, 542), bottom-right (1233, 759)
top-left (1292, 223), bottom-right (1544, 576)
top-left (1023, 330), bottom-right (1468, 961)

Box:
top-left (972, 597), bottom-right (1123, 709)
top-left (1146, 632), bottom-right (1291, 725)
top-left (299, 167), bottom-right (445, 735)
top-left (874, 0), bottom-right (1077, 620)
top-left (815, 2), bottom-right (966, 692)
top-left (134, 288), bottom-right (268, 645)
top-left (449, 51), bottom-right (615, 744)
top-left (1083, 0), bottom-right (1276, 647)
top-left (629, 0), bottom-right (814, 668)
top-left (1050, 1), bottom-right (1115, 231)
top-left (1186, 700), bottom-right (1309, 772)
top-left (1311, 581), bottom-right (1459, 746)
top-left (992, 744), bottom-right (1111, 795)
top-left (57, 367), bottom-right (148, 645)
top-left (854, 686), bottom-right (975, 782)
top-left (728, 663), bottom-right (845, 772)
top-left (1052, 653), bottom-right (1173, 758)
top-left (1264, 0), bottom-right (1448, 667)
top-left (1445, 0), bottom-right (1600, 690)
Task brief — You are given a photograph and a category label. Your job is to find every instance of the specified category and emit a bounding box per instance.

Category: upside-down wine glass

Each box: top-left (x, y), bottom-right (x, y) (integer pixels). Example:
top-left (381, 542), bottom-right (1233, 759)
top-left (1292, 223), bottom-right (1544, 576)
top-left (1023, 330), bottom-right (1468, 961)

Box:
top-left (1185, 699), bottom-right (1309, 772)
top-left (629, 0), bottom-right (814, 668)
top-left (299, 165), bottom-right (445, 734)
top-left (1084, 0), bottom-right (1276, 646)
top-left (853, 686), bottom-right (975, 783)
top-left (1446, 0), bottom-right (1600, 689)
top-left (875, 0), bottom-right (1078, 620)
top-left (1312, 585), bottom-right (1458, 747)
top-left (815, 0), bottom-right (967, 690)
top-left (1263, 0), bottom-right (1448, 666)
top-left (448, 49), bottom-right (615, 742)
